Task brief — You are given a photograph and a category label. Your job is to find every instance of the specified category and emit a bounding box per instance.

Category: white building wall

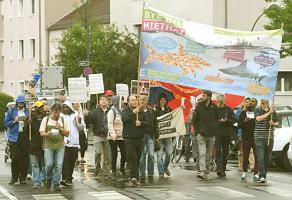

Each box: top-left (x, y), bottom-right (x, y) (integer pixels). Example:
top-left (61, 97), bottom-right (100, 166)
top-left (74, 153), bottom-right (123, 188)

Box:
top-left (48, 29), bottom-right (64, 65)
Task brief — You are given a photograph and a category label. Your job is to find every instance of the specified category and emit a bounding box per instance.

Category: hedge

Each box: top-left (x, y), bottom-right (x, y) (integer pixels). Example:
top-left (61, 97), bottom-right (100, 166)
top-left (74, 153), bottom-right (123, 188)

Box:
top-left (0, 93), bottom-right (14, 131)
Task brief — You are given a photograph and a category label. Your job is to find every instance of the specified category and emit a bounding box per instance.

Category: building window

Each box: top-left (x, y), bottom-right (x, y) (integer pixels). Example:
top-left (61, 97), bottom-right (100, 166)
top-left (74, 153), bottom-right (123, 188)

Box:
top-left (18, 40), bottom-right (24, 59)
top-left (29, 39), bottom-right (35, 58)
top-left (9, 41), bottom-right (13, 60)
top-left (30, 0), bottom-right (35, 15)
top-left (9, 0), bottom-right (13, 18)
top-left (276, 72), bottom-right (292, 92)
top-left (18, 0), bottom-right (23, 17)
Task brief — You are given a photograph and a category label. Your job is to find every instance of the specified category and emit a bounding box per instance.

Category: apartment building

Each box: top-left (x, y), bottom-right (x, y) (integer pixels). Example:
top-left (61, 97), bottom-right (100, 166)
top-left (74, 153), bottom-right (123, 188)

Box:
top-left (0, 0), bottom-right (81, 98)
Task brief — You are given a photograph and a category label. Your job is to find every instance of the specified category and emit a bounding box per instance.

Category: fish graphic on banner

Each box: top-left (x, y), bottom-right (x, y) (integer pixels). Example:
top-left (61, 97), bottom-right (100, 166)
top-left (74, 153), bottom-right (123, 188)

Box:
top-left (139, 4), bottom-right (283, 101)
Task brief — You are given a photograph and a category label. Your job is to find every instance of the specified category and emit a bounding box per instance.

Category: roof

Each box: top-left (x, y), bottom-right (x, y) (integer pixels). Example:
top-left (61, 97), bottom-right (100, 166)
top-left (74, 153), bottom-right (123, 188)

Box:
top-left (48, 0), bottom-right (110, 31)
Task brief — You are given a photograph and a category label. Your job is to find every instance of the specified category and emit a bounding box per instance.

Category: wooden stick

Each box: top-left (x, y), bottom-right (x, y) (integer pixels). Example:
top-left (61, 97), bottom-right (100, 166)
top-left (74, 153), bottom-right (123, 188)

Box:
top-left (267, 99), bottom-right (275, 146)
top-left (29, 105), bottom-right (32, 141)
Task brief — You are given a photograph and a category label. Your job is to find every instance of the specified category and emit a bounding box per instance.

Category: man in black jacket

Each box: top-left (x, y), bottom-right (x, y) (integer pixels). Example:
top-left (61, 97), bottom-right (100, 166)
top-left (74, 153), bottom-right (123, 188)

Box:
top-left (122, 95), bottom-right (148, 186)
top-left (88, 95), bottom-right (110, 177)
top-left (29, 101), bottom-right (47, 189)
top-left (138, 95), bottom-right (158, 183)
top-left (192, 90), bottom-right (218, 180)
top-left (215, 94), bottom-right (236, 177)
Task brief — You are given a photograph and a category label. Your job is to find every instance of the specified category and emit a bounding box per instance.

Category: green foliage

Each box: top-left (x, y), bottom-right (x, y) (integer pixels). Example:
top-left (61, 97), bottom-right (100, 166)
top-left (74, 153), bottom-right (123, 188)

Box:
top-left (0, 93), bottom-right (14, 131)
top-left (264, 0), bottom-right (292, 58)
top-left (55, 21), bottom-right (140, 91)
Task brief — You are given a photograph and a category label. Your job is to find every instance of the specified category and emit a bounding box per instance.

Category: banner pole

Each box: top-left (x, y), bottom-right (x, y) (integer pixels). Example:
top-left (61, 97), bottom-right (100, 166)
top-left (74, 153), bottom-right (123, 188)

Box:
top-left (136, 2), bottom-right (145, 121)
top-left (267, 98), bottom-right (275, 146)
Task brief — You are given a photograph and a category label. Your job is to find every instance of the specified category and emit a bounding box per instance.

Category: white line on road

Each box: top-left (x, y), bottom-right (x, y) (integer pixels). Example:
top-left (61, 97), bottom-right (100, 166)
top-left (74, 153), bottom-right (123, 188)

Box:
top-left (194, 186), bottom-right (255, 198)
top-left (0, 185), bottom-right (18, 200)
top-left (248, 186), bottom-right (292, 197)
top-left (32, 194), bottom-right (67, 200)
top-left (88, 191), bottom-right (132, 200)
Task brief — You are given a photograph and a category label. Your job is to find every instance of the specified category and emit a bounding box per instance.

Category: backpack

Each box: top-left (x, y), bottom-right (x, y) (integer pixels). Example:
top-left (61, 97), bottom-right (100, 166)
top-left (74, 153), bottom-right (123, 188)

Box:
top-left (102, 107), bottom-right (117, 134)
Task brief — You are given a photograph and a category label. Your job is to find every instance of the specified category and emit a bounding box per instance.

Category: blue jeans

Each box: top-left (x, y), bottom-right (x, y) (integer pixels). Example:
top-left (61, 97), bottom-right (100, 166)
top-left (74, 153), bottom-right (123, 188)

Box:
top-left (139, 134), bottom-right (155, 177)
top-left (255, 138), bottom-right (273, 179)
top-left (30, 153), bottom-right (45, 186)
top-left (44, 148), bottom-right (65, 187)
top-left (157, 137), bottom-right (172, 174)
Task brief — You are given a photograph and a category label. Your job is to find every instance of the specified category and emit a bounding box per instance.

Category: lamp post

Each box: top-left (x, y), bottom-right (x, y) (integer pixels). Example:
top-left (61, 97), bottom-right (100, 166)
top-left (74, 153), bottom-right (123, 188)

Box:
top-left (251, 4), bottom-right (277, 31)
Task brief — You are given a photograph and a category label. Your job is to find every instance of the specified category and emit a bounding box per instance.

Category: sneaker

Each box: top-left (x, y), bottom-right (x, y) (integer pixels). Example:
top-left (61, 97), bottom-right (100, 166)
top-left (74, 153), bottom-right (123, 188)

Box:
top-left (26, 174), bottom-right (32, 180)
top-left (8, 179), bottom-right (17, 185)
top-left (159, 173), bottom-right (164, 179)
top-left (33, 184), bottom-right (41, 189)
top-left (148, 176), bottom-right (154, 183)
top-left (258, 177), bottom-right (266, 183)
top-left (241, 172), bottom-right (246, 181)
top-left (197, 173), bottom-right (207, 180)
top-left (130, 178), bottom-right (138, 186)
top-left (164, 169), bottom-right (171, 176)
top-left (80, 160), bottom-right (86, 164)
top-left (66, 180), bottom-right (73, 186)
top-left (140, 176), bottom-right (145, 183)
top-left (60, 180), bottom-right (68, 186)
top-left (253, 174), bottom-right (259, 181)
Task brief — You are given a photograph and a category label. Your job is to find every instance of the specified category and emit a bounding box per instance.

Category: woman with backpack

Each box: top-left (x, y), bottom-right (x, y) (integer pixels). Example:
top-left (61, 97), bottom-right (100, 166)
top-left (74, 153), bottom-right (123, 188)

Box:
top-left (107, 95), bottom-right (127, 180)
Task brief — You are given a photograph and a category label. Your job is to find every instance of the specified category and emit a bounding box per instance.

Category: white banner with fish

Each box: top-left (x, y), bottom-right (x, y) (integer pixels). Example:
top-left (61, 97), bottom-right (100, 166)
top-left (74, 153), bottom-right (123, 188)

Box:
top-left (139, 4), bottom-right (283, 101)
top-left (157, 107), bottom-right (186, 139)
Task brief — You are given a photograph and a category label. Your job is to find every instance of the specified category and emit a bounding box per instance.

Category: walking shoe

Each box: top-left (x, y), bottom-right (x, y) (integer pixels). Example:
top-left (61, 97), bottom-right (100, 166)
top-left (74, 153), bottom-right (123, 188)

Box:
top-left (164, 169), bottom-right (171, 176)
top-left (130, 178), bottom-right (138, 186)
top-left (159, 173), bottom-right (164, 179)
top-left (148, 176), bottom-right (154, 183)
top-left (8, 179), bottom-right (17, 185)
top-left (33, 184), bottom-right (41, 189)
top-left (241, 172), bottom-right (246, 181)
top-left (26, 174), bottom-right (32, 180)
top-left (197, 173), bottom-right (207, 180)
top-left (66, 180), bottom-right (73, 186)
top-left (140, 176), bottom-right (145, 183)
top-left (253, 174), bottom-right (259, 182)
top-left (60, 180), bottom-right (68, 186)
top-left (80, 160), bottom-right (86, 164)
top-left (258, 177), bottom-right (266, 183)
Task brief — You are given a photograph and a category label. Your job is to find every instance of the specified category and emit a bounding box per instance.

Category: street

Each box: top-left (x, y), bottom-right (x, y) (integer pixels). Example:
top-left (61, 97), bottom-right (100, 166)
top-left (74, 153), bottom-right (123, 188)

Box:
top-left (0, 134), bottom-right (291, 200)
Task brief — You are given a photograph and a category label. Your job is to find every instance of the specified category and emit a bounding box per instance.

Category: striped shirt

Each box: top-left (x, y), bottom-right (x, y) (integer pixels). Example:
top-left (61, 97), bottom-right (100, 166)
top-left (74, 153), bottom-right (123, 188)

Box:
top-left (254, 108), bottom-right (278, 139)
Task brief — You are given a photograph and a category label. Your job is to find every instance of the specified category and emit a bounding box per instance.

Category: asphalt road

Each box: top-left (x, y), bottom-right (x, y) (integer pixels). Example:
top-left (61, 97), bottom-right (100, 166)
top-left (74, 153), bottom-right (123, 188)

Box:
top-left (0, 134), bottom-right (291, 200)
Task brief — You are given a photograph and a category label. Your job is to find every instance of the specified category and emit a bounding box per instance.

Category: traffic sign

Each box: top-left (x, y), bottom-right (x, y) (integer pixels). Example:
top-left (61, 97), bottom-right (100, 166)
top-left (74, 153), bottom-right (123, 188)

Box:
top-left (83, 67), bottom-right (93, 76)
top-left (78, 60), bottom-right (90, 67)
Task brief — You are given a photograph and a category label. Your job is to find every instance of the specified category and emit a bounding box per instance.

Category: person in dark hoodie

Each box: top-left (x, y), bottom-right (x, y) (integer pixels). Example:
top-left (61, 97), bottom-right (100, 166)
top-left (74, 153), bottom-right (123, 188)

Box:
top-left (192, 90), bottom-right (218, 180)
top-left (4, 95), bottom-right (29, 185)
top-left (238, 98), bottom-right (259, 181)
top-left (215, 94), bottom-right (236, 178)
top-left (138, 95), bottom-right (158, 183)
top-left (156, 93), bottom-right (172, 178)
top-left (29, 101), bottom-right (47, 189)
top-left (107, 95), bottom-right (127, 180)
top-left (122, 95), bottom-right (148, 186)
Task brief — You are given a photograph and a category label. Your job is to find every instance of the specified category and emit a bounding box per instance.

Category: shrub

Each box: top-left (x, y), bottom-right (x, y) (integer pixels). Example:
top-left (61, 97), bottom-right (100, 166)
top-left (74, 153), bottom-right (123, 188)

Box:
top-left (0, 93), bottom-right (14, 131)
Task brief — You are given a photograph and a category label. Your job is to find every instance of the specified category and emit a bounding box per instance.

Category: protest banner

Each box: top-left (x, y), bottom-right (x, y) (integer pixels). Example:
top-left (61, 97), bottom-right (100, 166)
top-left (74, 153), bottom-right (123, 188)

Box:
top-left (130, 80), bottom-right (150, 96)
top-left (68, 78), bottom-right (87, 103)
top-left (139, 4), bottom-right (283, 101)
top-left (157, 107), bottom-right (186, 139)
top-left (89, 74), bottom-right (104, 94)
top-left (116, 84), bottom-right (129, 98)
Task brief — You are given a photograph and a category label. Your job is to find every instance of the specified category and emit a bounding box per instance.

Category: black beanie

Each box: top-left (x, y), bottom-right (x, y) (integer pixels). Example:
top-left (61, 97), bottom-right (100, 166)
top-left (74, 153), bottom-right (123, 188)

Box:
top-left (203, 90), bottom-right (212, 98)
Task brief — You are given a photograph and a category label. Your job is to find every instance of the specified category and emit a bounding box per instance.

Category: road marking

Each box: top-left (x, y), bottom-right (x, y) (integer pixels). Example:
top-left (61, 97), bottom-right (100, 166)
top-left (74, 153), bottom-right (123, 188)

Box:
top-left (132, 188), bottom-right (195, 199)
top-left (248, 186), bottom-right (292, 197)
top-left (0, 185), bottom-right (18, 200)
top-left (32, 194), bottom-right (67, 200)
top-left (194, 186), bottom-right (255, 198)
top-left (88, 191), bottom-right (132, 200)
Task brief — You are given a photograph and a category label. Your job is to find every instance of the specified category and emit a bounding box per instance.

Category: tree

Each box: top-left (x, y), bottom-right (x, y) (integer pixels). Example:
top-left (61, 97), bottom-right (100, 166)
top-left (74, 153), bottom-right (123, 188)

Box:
top-left (264, 0), bottom-right (292, 58)
top-left (55, 21), bottom-right (139, 90)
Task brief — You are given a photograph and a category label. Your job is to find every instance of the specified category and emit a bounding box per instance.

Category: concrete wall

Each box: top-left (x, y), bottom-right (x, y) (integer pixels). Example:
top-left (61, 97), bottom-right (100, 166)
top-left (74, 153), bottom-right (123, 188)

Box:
top-left (110, 0), bottom-right (214, 33)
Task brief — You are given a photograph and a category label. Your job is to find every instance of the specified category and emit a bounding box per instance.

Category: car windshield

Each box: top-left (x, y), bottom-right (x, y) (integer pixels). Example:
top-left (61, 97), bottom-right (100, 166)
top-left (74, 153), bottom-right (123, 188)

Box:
top-left (281, 115), bottom-right (292, 128)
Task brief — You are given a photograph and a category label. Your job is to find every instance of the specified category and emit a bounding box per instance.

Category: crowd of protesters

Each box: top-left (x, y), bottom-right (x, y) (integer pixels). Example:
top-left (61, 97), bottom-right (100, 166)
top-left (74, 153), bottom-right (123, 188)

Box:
top-left (3, 88), bottom-right (278, 191)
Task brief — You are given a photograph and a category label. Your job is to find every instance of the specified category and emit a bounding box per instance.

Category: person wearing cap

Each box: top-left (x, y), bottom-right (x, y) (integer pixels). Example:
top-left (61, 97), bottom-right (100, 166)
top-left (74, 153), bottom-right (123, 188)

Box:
top-left (4, 95), bottom-right (29, 185)
top-left (61, 101), bottom-right (85, 186)
top-left (29, 101), bottom-right (47, 189)
top-left (156, 93), bottom-right (172, 179)
top-left (192, 90), bottom-right (218, 180)
top-left (105, 90), bottom-right (114, 106)
top-left (254, 99), bottom-right (279, 183)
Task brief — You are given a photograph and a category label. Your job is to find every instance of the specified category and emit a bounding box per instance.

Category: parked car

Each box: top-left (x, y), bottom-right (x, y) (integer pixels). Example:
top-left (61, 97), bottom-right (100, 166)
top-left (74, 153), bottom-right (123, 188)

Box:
top-left (272, 110), bottom-right (292, 171)
top-left (288, 136), bottom-right (292, 168)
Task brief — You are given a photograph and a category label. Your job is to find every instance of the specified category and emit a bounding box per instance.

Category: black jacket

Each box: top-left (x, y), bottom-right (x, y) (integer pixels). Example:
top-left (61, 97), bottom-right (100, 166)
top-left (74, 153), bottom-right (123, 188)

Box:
top-left (156, 105), bottom-right (172, 117)
top-left (30, 112), bottom-right (46, 155)
top-left (143, 106), bottom-right (159, 139)
top-left (216, 105), bottom-right (237, 137)
top-left (238, 110), bottom-right (256, 141)
top-left (122, 105), bottom-right (148, 139)
top-left (192, 101), bottom-right (218, 137)
top-left (87, 106), bottom-right (108, 137)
